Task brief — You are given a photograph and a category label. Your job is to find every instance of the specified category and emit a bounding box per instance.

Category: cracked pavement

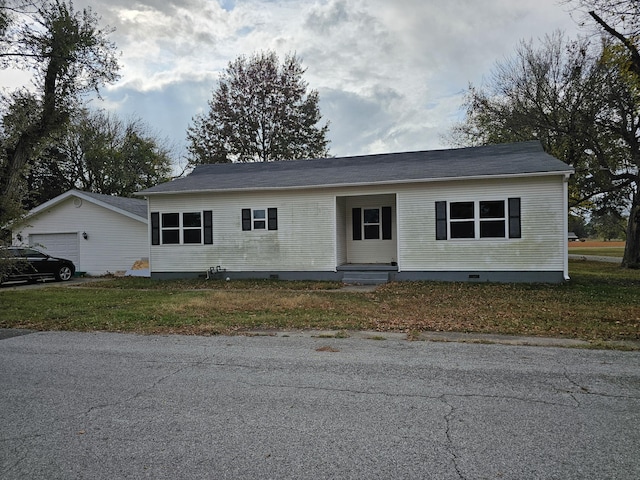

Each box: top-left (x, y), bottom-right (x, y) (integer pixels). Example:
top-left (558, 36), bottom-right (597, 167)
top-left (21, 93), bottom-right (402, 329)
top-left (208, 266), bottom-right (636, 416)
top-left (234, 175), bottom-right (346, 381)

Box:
top-left (1, 331), bottom-right (639, 479)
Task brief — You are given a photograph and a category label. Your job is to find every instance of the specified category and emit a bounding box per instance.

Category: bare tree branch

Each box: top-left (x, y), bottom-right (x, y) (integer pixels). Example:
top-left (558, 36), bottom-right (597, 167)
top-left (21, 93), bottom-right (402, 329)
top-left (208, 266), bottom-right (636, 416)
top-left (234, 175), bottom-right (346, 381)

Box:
top-left (589, 10), bottom-right (640, 75)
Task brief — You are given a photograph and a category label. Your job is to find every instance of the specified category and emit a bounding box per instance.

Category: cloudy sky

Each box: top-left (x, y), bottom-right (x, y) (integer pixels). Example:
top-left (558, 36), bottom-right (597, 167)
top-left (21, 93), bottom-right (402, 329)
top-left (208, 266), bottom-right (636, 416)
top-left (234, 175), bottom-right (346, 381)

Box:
top-left (5, 0), bottom-right (585, 162)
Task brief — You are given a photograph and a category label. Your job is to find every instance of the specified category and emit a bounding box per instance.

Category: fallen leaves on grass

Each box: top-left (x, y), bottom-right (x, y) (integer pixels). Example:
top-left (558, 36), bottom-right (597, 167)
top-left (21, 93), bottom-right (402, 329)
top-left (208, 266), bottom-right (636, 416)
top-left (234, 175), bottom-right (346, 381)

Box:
top-left (1, 261), bottom-right (639, 342)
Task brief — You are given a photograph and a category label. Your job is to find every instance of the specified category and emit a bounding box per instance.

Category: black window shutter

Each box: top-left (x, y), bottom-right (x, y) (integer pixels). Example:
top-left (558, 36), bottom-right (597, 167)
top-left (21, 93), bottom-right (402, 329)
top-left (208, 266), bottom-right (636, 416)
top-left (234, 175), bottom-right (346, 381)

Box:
top-left (352, 208), bottom-right (362, 240)
top-left (268, 208), bottom-right (278, 230)
top-left (204, 210), bottom-right (213, 244)
top-left (508, 198), bottom-right (521, 238)
top-left (241, 209), bottom-right (251, 231)
top-left (151, 212), bottom-right (160, 245)
top-left (382, 206), bottom-right (392, 240)
top-left (435, 201), bottom-right (447, 240)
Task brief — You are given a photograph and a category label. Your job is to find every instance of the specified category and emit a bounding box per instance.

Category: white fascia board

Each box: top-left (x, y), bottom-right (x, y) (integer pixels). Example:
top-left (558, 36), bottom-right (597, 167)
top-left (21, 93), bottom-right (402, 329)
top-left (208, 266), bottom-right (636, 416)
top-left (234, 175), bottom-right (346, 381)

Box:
top-left (22, 189), bottom-right (147, 224)
top-left (21, 189), bottom-right (79, 217)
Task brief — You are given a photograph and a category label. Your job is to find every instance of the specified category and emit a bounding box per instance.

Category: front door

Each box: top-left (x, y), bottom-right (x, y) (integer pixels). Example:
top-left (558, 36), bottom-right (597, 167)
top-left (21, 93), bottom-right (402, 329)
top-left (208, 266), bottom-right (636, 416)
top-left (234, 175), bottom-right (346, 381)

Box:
top-left (345, 195), bottom-right (397, 264)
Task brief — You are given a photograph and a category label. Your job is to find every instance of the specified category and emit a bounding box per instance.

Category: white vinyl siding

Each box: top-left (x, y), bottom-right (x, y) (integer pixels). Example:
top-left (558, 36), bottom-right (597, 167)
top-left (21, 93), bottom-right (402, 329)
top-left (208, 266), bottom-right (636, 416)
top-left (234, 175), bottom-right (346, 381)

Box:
top-left (397, 176), bottom-right (566, 272)
top-left (148, 190), bottom-right (337, 273)
top-left (14, 197), bottom-right (148, 275)
top-left (147, 175), bottom-right (567, 276)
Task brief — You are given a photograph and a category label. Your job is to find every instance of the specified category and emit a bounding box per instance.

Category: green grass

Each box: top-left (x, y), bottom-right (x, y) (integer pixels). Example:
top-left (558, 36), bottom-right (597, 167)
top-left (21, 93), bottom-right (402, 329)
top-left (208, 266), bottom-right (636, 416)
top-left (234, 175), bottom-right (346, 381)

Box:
top-left (90, 277), bottom-right (344, 291)
top-left (0, 260), bottom-right (638, 346)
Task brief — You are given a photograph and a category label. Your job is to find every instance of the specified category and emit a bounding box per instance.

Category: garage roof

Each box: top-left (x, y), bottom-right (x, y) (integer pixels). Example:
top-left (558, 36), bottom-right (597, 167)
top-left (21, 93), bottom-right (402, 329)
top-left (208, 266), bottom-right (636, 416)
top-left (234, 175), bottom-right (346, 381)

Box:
top-left (23, 190), bottom-right (148, 223)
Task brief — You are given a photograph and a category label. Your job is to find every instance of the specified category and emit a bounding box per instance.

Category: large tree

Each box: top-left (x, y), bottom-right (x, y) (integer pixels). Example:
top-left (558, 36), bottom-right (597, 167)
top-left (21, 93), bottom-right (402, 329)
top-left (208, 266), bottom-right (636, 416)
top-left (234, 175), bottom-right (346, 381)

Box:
top-left (449, 33), bottom-right (607, 206)
top-left (449, 33), bottom-right (640, 267)
top-left (0, 0), bottom-right (120, 226)
top-left (567, 0), bottom-right (640, 266)
top-left (187, 51), bottom-right (330, 164)
top-left (24, 109), bottom-right (173, 205)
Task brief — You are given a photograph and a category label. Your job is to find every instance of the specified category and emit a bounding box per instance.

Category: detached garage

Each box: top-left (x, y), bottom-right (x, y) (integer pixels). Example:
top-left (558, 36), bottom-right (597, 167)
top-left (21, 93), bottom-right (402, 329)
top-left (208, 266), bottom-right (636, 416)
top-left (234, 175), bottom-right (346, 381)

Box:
top-left (12, 190), bottom-right (149, 276)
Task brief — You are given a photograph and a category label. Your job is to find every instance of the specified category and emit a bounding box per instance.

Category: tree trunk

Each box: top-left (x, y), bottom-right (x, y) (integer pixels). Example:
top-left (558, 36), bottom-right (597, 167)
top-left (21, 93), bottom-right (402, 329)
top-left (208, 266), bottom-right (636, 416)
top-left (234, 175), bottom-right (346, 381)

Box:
top-left (2, 137), bottom-right (32, 196)
top-left (0, 137), bottom-right (33, 224)
top-left (622, 191), bottom-right (640, 268)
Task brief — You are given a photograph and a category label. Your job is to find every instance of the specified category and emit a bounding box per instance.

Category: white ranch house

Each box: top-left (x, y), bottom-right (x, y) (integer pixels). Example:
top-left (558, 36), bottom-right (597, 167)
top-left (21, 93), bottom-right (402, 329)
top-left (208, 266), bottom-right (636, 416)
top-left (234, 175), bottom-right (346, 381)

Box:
top-left (137, 141), bottom-right (574, 283)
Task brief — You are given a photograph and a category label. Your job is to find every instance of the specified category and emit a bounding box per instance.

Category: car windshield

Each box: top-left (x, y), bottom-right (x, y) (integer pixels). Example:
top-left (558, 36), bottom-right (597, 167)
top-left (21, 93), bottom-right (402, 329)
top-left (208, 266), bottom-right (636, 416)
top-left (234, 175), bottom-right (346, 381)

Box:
top-left (5, 248), bottom-right (48, 258)
top-left (21, 248), bottom-right (48, 258)
top-left (22, 248), bottom-right (40, 255)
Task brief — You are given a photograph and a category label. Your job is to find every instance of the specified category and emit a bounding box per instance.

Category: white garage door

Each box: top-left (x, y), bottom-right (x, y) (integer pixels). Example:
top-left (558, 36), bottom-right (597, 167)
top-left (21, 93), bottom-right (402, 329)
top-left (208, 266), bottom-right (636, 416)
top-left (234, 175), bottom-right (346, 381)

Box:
top-left (29, 233), bottom-right (80, 269)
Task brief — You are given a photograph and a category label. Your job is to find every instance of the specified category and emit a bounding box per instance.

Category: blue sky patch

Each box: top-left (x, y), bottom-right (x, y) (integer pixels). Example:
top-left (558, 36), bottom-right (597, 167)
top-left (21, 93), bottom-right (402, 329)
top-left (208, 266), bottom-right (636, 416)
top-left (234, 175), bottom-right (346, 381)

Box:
top-left (220, 0), bottom-right (235, 12)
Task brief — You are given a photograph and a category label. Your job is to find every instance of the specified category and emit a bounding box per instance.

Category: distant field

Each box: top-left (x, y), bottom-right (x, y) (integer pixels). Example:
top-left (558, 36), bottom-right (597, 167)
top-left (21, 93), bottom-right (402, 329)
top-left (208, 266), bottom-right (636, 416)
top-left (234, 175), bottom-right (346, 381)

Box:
top-left (569, 241), bottom-right (625, 248)
top-left (569, 241), bottom-right (625, 258)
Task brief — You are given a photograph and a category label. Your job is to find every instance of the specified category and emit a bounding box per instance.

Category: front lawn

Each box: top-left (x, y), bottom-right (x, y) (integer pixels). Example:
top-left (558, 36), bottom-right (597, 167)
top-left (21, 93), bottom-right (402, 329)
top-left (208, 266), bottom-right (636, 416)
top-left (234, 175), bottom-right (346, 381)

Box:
top-left (0, 260), bottom-right (638, 345)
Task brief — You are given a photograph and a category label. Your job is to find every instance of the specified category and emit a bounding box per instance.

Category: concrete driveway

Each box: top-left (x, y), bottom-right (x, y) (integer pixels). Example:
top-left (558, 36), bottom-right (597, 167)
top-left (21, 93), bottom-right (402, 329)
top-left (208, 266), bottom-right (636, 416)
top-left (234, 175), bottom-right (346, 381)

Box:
top-left (0, 276), bottom-right (108, 290)
top-left (1, 331), bottom-right (639, 479)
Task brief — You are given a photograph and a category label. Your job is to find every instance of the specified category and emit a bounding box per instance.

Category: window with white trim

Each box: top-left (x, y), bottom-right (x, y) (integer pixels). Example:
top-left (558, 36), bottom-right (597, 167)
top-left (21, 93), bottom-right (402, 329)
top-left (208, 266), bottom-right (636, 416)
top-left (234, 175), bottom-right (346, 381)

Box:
top-left (450, 202), bottom-right (475, 238)
top-left (151, 211), bottom-right (213, 245)
top-left (253, 209), bottom-right (266, 229)
top-left (435, 199), bottom-right (521, 240)
top-left (161, 213), bottom-right (180, 244)
top-left (363, 208), bottom-right (380, 239)
top-left (242, 208), bottom-right (278, 231)
top-left (352, 206), bottom-right (393, 241)
top-left (182, 212), bottom-right (202, 243)
top-left (479, 200), bottom-right (506, 238)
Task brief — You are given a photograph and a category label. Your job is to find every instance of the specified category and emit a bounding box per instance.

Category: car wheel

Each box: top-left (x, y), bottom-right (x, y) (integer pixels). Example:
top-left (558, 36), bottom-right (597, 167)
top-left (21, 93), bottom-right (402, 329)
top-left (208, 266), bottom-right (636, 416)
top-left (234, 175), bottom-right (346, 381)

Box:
top-left (56, 266), bottom-right (73, 281)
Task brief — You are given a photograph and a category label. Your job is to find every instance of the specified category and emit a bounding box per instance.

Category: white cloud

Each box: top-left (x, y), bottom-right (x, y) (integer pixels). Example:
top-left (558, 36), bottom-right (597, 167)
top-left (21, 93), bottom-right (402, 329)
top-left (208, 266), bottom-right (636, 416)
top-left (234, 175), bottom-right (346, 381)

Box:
top-left (10, 0), bottom-right (584, 159)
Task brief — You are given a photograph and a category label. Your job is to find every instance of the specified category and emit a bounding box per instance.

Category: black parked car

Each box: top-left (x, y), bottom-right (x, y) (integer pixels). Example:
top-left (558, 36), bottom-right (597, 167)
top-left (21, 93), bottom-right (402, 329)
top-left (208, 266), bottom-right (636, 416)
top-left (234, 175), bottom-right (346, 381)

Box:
top-left (0, 246), bottom-right (76, 284)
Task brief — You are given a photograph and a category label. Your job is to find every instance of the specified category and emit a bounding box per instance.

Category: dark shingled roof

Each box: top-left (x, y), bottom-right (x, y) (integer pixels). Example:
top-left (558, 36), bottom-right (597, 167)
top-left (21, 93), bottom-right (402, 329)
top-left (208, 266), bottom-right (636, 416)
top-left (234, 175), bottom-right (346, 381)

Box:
top-left (80, 191), bottom-right (148, 219)
top-left (138, 141), bottom-right (573, 195)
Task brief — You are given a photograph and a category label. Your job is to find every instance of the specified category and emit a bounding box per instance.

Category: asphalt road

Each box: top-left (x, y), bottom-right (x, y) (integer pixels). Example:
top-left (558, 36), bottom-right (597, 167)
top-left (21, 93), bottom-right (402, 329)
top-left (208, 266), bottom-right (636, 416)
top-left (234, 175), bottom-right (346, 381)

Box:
top-left (1, 331), bottom-right (639, 480)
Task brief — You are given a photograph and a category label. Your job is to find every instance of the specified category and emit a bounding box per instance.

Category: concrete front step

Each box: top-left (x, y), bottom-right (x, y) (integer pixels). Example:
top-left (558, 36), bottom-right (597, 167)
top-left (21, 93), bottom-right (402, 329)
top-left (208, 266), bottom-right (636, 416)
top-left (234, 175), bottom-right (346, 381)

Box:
top-left (342, 271), bottom-right (390, 285)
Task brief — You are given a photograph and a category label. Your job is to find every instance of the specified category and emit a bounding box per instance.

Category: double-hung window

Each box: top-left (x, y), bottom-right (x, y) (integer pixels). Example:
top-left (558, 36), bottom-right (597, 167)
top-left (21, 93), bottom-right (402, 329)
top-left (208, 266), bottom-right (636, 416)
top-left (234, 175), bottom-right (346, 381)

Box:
top-left (182, 212), bottom-right (202, 244)
top-left (352, 207), bottom-right (392, 240)
top-left (449, 202), bottom-right (475, 239)
top-left (479, 201), bottom-right (506, 238)
top-left (151, 211), bottom-right (213, 245)
top-left (363, 208), bottom-right (381, 239)
top-left (252, 209), bottom-right (266, 229)
top-left (242, 208), bottom-right (278, 231)
top-left (161, 213), bottom-right (180, 244)
top-left (435, 199), bottom-right (520, 240)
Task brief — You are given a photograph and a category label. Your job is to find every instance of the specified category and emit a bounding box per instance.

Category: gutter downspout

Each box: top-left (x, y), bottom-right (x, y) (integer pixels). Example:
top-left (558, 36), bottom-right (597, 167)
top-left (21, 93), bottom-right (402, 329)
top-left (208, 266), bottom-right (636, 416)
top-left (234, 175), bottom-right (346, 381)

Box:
top-left (563, 174), bottom-right (570, 281)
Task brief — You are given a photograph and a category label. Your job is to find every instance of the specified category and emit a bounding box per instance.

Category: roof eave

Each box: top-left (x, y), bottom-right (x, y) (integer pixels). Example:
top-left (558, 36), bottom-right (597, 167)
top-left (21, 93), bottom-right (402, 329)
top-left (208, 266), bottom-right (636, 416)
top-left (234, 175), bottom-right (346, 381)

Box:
top-left (19, 189), bottom-right (147, 224)
top-left (136, 170), bottom-right (575, 196)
